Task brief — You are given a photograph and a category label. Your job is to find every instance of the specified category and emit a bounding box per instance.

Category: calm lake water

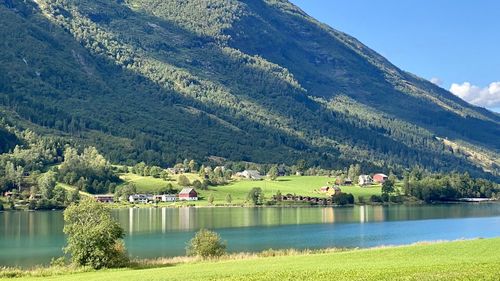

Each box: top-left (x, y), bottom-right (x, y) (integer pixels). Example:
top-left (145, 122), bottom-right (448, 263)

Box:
top-left (1, 203), bottom-right (500, 268)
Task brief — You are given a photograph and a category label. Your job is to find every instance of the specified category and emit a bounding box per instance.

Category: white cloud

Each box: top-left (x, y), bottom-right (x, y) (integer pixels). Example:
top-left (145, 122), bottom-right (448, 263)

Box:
top-left (449, 82), bottom-right (500, 109)
top-left (430, 77), bottom-right (443, 86)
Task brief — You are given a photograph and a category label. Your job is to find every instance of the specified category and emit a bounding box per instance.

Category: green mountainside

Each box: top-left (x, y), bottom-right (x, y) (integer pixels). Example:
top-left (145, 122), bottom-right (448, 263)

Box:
top-left (0, 0), bottom-right (499, 179)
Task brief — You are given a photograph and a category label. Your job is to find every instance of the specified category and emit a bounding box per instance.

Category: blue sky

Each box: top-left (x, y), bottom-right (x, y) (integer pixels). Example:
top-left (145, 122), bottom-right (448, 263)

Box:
top-left (289, 0), bottom-right (500, 112)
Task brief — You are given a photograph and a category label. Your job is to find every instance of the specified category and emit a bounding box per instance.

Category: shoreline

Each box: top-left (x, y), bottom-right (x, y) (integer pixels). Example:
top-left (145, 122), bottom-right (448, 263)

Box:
top-left (1, 199), bottom-right (499, 212)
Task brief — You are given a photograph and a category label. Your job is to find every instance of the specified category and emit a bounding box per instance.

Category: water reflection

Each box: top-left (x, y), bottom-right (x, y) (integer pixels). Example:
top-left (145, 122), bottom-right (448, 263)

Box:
top-left (118, 204), bottom-right (500, 235)
top-left (1, 203), bottom-right (499, 268)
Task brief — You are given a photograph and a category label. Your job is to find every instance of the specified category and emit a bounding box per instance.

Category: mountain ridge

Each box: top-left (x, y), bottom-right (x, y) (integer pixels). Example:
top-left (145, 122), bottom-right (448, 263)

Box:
top-left (0, 0), bottom-right (498, 179)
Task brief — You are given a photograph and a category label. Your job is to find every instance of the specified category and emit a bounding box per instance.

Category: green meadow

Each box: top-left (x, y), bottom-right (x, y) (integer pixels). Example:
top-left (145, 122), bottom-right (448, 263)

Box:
top-left (117, 174), bottom-right (382, 205)
top-left (3, 238), bottom-right (499, 281)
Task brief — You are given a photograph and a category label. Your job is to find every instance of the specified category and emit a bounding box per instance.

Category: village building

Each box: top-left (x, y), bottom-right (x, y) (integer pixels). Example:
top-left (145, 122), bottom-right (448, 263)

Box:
top-left (161, 194), bottom-right (177, 202)
top-left (236, 170), bottom-right (263, 180)
top-left (129, 194), bottom-right (150, 204)
top-left (167, 167), bottom-right (185, 174)
top-left (179, 188), bottom-right (198, 201)
top-left (344, 178), bottom-right (353, 185)
top-left (373, 173), bottom-right (388, 183)
top-left (358, 175), bottom-right (373, 186)
top-left (94, 194), bottom-right (114, 203)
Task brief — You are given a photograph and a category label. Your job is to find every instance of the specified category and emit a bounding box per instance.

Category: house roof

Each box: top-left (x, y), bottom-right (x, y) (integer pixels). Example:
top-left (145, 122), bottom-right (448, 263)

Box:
top-left (179, 188), bottom-right (196, 195)
top-left (374, 173), bottom-right (388, 177)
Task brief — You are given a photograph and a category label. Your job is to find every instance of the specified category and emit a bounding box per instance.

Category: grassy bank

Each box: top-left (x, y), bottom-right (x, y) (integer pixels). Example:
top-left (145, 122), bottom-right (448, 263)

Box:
top-left (2, 238), bottom-right (499, 281)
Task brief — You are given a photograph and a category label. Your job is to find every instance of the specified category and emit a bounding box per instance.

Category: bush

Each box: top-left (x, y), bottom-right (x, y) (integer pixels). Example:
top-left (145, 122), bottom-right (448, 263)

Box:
top-left (381, 193), bottom-right (390, 202)
top-left (358, 196), bottom-right (366, 204)
top-left (390, 195), bottom-right (404, 203)
top-left (50, 257), bottom-right (67, 267)
top-left (0, 203), bottom-right (3, 211)
top-left (370, 195), bottom-right (383, 203)
top-left (186, 229), bottom-right (226, 259)
top-left (332, 193), bottom-right (354, 205)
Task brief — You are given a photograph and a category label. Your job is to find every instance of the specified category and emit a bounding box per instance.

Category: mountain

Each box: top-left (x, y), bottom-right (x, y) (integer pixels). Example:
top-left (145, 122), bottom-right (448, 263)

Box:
top-left (0, 0), bottom-right (499, 178)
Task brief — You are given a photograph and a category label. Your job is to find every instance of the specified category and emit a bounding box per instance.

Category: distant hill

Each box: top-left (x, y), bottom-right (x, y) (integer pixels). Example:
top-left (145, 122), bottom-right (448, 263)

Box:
top-left (0, 0), bottom-right (498, 179)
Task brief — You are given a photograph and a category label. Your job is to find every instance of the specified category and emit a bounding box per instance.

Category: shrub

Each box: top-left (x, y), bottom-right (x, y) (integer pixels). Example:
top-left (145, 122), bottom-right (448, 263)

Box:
top-left (381, 193), bottom-right (390, 202)
top-left (390, 195), bottom-right (404, 203)
top-left (358, 196), bottom-right (366, 204)
top-left (332, 193), bottom-right (354, 205)
top-left (370, 195), bottom-right (383, 203)
top-left (186, 229), bottom-right (226, 259)
top-left (0, 203), bottom-right (3, 211)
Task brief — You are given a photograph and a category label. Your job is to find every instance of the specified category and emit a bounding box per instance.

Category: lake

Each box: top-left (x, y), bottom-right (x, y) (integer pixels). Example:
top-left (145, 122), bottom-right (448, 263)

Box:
top-left (1, 203), bottom-right (500, 268)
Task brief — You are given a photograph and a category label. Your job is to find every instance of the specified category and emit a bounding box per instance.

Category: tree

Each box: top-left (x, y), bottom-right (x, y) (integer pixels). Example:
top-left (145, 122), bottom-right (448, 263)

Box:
top-left (52, 185), bottom-right (67, 205)
top-left (63, 198), bottom-right (128, 269)
top-left (178, 175), bottom-right (191, 187)
top-left (247, 187), bottom-right (263, 205)
top-left (188, 160), bottom-right (197, 173)
top-left (403, 172), bottom-right (410, 195)
top-left (348, 164), bottom-right (361, 184)
top-left (296, 159), bottom-right (306, 174)
top-left (275, 190), bottom-right (282, 202)
top-left (267, 165), bottom-right (279, 180)
top-left (38, 171), bottom-right (56, 199)
top-left (208, 194), bottom-right (214, 205)
top-left (68, 188), bottom-right (80, 203)
top-left (225, 194), bottom-right (232, 204)
top-left (186, 229), bottom-right (226, 259)
top-left (382, 178), bottom-right (395, 195)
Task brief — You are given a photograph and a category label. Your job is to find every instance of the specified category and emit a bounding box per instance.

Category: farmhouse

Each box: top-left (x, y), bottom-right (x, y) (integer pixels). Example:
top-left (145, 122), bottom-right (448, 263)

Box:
top-left (161, 194), bottom-right (177, 202)
top-left (179, 188), bottom-right (198, 201)
top-left (358, 175), bottom-right (373, 186)
top-left (94, 194), bottom-right (114, 203)
top-left (129, 194), bottom-right (150, 204)
top-left (373, 173), bottom-right (388, 183)
top-left (236, 170), bottom-right (263, 180)
top-left (167, 167), bottom-right (185, 174)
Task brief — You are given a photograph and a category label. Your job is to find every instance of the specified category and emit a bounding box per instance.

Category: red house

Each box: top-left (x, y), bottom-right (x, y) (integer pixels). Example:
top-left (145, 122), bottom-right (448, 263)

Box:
top-left (373, 174), bottom-right (388, 183)
top-left (179, 188), bottom-right (198, 201)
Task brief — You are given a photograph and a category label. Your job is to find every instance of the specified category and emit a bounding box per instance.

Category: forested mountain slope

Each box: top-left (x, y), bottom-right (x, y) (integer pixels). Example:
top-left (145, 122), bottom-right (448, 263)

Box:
top-left (0, 0), bottom-right (498, 179)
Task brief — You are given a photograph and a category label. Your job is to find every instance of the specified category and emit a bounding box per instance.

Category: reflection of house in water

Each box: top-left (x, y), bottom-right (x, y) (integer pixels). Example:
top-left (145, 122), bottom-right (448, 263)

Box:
top-left (162, 207), bottom-right (167, 233)
top-left (359, 205), bottom-right (367, 223)
top-left (357, 205), bottom-right (386, 223)
top-left (129, 208), bottom-right (134, 235)
top-left (321, 208), bottom-right (335, 223)
top-left (179, 207), bottom-right (194, 231)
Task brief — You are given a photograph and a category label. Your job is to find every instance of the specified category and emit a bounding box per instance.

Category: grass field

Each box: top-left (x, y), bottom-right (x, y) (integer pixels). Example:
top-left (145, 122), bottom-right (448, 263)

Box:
top-left (3, 238), bottom-right (499, 281)
top-left (118, 174), bottom-right (382, 205)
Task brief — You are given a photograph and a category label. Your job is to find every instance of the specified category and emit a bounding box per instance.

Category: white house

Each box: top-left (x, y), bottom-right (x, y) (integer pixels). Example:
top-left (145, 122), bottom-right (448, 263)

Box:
top-left (358, 175), bottom-right (373, 186)
top-left (236, 170), bottom-right (263, 180)
top-left (161, 194), bottom-right (177, 202)
top-left (129, 194), bottom-right (149, 204)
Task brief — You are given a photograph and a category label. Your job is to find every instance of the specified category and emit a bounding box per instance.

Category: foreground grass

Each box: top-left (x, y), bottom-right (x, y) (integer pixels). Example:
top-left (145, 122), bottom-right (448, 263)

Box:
top-left (3, 238), bottom-right (499, 281)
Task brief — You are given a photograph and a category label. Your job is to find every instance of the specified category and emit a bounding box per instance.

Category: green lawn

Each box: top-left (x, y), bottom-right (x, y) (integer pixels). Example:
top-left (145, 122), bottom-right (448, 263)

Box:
top-left (5, 238), bottom-right (500, 281)
top-left (116, 174), bottom-right (381, 205)
top-left (204, 176), bottom-right (381, 204)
